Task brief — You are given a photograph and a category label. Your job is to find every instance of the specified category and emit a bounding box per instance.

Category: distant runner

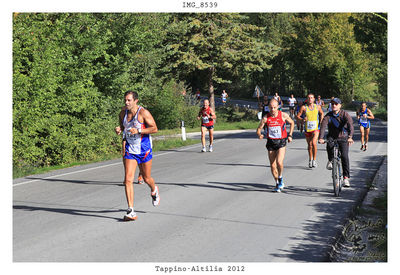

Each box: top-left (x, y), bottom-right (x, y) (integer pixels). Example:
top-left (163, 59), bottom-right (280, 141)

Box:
top-left (221, 90), bottom-right (228, 106)
top-left (274, 92), bottom-right (282, 111)
top-left (316, 95), bottom-right (325, 109)
top-left (197, 99), bottom-right (216, 152)
top-left (287, 94), bottom-right (297, 119)
top-left (257, 99), bottom-right (295, 192)
top-left (295, 100), bottom-right (305, 133)
top-left (296, 93), bottom-right (324, 168)
top-left (357, 102), bottom-right (375, 151)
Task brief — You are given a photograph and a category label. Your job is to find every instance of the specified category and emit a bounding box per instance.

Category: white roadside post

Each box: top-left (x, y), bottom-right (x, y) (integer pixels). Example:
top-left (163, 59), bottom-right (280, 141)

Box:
top-left (181, 120), bottom-right (186, 141)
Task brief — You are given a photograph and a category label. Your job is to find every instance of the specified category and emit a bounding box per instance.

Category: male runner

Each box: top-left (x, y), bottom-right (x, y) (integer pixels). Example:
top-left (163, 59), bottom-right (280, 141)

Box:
top-left (260, 95), bottom-right (270, 117)
top-left (197, 99), bottom-right (216, 152)
top-left (115, 91), bottom-right (160, 221)
top-left (274, 92), bottom-right (282, 111)
top-left (117, 106), bottom-right (145, 185)
top-left (319, 98), bottom-right (354, 187)
top-left (357, 102), bottom-right (375, 151)
top-left (296, 93), bottom-right (324, 168)
top-left (221, 90), bottom-right (228, 106)
top-left (316, 95), bottom-right (325, 108)
top-left (287, 94), bottom-right (297, 118)
top-left (257, 99), bottom-right (294, 192)
top-left (295, 100), bottom-right (305, 133)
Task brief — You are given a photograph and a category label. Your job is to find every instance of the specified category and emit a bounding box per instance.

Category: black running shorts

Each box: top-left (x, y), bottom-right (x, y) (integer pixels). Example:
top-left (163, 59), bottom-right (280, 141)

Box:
top-left (266, 138), bottom-right (287, 151)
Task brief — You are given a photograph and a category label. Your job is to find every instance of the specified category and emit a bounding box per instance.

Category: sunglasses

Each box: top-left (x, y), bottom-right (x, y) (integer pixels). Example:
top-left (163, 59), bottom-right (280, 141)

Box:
top-left (331, 102), bottom-right (339, 105)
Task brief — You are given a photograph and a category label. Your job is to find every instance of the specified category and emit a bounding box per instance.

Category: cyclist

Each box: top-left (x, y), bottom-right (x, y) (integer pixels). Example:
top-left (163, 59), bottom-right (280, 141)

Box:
top-left (296, 93), bottom-right (324, 168)
top-left (357, 102), bottom-right (375, 151)
top-left (318, 98), bottom-right (354, 187)
top-left (257, 99), bottom-right (294, 192)
top-left (287, 94), bottom-right (297, 119)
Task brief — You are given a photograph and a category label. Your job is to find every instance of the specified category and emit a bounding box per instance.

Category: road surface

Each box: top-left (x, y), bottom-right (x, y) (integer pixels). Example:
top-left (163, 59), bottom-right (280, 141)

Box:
top-left (13, 112), bottom-right (387, 262)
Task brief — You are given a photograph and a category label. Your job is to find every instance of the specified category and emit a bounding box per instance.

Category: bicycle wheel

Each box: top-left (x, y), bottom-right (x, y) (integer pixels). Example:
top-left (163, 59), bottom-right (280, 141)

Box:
top-left (332, 157), bottom-right (341, 197)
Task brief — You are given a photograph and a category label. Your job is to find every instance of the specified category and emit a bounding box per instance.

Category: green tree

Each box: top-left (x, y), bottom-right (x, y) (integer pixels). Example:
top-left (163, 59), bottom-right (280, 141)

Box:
top-left (286, 13), bottom-right (378, 101)
top-left (163, 13), bottom-right (279, 109)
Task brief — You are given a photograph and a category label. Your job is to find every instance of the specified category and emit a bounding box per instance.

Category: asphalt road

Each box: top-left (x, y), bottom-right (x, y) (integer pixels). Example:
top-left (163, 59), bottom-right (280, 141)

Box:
top-left (13, 112), bottom-right (387, 262)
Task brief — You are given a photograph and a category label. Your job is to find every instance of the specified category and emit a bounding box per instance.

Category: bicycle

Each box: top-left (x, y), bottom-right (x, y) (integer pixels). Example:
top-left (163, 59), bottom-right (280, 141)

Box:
top-left (330, 138), bottom-right (343, 196)
top-left (321, 138), bottom-right (343, 196)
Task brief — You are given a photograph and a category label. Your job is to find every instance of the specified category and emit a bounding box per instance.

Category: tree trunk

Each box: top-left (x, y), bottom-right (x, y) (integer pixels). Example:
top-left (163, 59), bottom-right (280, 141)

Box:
top-left (208, 66), bottom-right (215, 111)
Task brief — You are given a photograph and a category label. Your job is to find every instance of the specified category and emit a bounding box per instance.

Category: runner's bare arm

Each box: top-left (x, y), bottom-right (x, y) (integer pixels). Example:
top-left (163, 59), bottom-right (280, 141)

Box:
top-left (367, 109), bottom-right (375, 119)
top-left (317, 105), bottom-right (324, 125)
top-left (140, 109), bottom-right (158, 134)
top-left (296, 105), bottom-right (305, 121)
top-left (282, 112), bottom-right (295, 141)
top-left (115, 109), bottom-right (126, 135)
top-left (256, 117), bottom-right (267, 139)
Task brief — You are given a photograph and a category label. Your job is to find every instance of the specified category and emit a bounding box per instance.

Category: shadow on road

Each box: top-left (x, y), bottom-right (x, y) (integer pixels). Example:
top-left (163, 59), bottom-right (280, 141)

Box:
top-left (269, 154), bottom-right (385, 262)
top-left (22, 177), bottom-right (125, 186)
top-left (13, 202), bottom-right (125, 221)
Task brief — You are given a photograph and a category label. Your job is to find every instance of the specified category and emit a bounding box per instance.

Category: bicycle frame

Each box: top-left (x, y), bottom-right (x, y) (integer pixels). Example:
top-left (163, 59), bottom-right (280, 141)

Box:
top-left (330, 139), bottom-right (343, 197)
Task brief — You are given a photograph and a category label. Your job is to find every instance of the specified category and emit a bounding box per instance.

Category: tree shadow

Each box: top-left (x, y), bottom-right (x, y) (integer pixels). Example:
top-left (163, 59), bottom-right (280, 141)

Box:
top-left (268, 154), bottom-right (385, 261)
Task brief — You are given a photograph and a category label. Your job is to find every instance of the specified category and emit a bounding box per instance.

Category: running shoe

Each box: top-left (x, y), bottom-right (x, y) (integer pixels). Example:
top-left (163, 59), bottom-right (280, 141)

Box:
top-left (137, 175), bottom-right (144, 184)
top-left (363, 144), bottom-right (368, 151)
top-left (151, 185), bottom-right (160, 206)
top-left (277, 180), bottom-right (285, 190)
top-left (123, 208), bottom-right (137, 221)
top-left (201, 147), bottom-right (206, 152)
top-left (309, 160), bottom-right (313, 168)
top-left (360, 144), bottom-right (365, 150)
top-left (312, 160), bottom-right (318, 168)
top-left (273, 184), bottom-right (281, 193)
top-left (209, 145), bottom-right (213, 152)
top-left (326, 161), bottom-right (333, 170)
top-left (343, 177), bottom-right (350, 187)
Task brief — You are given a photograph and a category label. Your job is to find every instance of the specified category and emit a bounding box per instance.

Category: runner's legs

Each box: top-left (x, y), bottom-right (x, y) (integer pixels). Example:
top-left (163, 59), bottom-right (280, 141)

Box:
top-left (123, 158), bottom-right (138, 208)
top-left (208, 128), bottom-right (214, 146)
top-left (140, 159), bottom-right (156, 193)
top-left (359, 126), bottom-right (365, 145)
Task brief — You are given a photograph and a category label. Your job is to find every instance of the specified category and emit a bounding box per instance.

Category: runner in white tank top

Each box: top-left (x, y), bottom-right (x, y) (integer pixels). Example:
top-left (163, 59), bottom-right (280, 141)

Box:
top-left (115, 91), bottom-right (160, 221)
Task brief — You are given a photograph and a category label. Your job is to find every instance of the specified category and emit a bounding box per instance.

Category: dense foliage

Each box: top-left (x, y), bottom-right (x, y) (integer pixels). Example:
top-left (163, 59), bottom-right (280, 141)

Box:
top-left (13, 12), bottom-right (387, 169)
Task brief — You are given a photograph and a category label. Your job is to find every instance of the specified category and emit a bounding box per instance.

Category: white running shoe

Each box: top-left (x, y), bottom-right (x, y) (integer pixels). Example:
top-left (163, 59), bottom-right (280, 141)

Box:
top-left (151, 185), bottom-right (160, 206)
top-left (343, 177), bottom-right (350, 187)
top-left (123, 208), bottom-right (137, 221)
top-left (209, 145), bottom-right (213, 152)
top-left (312, 160), bottom-right (317, 168)
top-left (326, 161), bottom-right (333, 170)
top-left (201, 147), bottom-right (206, 152)
top-left (309, 160), bottom-right (313, 168)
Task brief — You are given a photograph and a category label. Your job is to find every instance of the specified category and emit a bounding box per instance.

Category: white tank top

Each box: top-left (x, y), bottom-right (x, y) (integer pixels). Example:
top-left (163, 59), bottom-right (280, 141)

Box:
top-left (123, 106), bottom-right (152, 154)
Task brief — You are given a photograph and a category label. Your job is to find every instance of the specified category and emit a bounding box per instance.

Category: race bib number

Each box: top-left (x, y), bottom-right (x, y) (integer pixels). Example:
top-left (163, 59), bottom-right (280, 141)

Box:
top-left (202, 116), bottom-right (209, 124)
top-left (360, 117), bottom-right (368, 123)
top-left (126, 129), bottom-right (139, 143)
top-left (307, 121), bottom-right (317, 131)
top-left (268, 126), bottom-right (282, 139)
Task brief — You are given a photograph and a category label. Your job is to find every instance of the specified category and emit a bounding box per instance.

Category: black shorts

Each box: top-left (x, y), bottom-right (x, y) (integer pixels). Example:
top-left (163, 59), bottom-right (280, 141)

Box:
top-left (289, 106), bottom-right (295, 111)
top-left (202, 125), bottom-right (214, 130)
top-left (266, 138), bottom-right (287, 151)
